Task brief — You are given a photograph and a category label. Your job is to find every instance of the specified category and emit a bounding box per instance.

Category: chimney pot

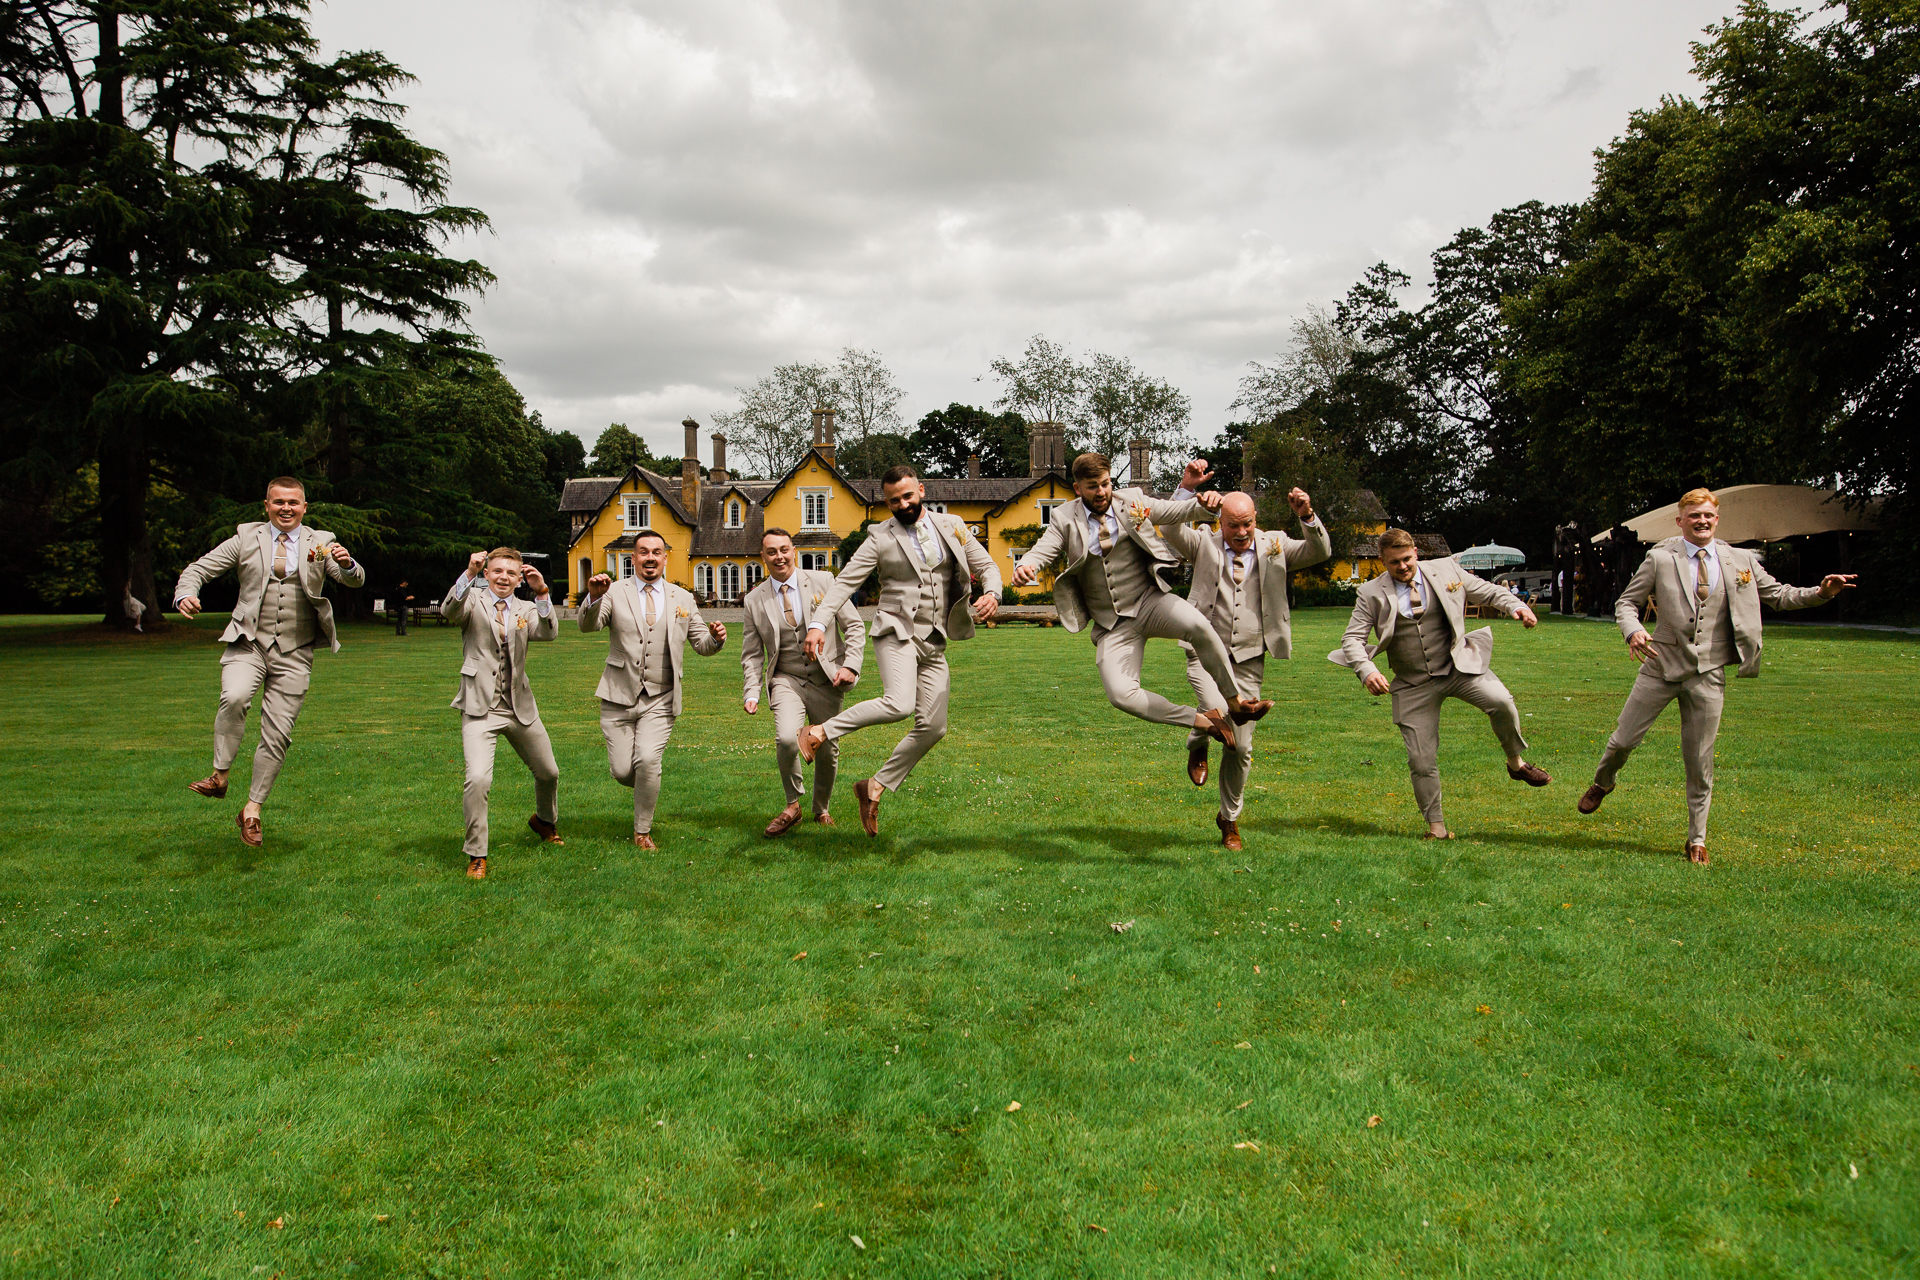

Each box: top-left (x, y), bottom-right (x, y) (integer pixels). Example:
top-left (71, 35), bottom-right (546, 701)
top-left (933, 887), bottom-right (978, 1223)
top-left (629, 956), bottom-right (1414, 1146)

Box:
top-left (967, 453), bottom-right (981, 480)
top-left (682, 416), bottom-right (701, 512)
top-left (710, 432), bottom-right (728, 486)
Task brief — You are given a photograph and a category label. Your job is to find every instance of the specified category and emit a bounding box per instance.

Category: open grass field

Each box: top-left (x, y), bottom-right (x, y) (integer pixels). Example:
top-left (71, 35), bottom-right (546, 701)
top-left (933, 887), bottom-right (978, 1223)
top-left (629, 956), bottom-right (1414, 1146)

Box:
top-left (0, 607), bottom-right (1916, 1278)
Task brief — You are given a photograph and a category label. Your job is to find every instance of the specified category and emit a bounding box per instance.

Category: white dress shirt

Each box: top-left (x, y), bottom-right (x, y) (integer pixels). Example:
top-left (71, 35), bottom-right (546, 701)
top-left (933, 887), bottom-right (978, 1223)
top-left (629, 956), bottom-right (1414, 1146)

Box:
top-left (268, 524), bottom-right (303, 577)
top-left (1392, 566), bottom-right (1438, 620)
top-left (631, 576), bottom-right (666, 620)
top-left (1683, 539), bottom-right (1721, 603)
top-left (908, 515), bottom-right (946, 567)
top-left (1221, 540), bottom-right (1255, 583)
top-left (1085, 509), bottom-right (1117, 557)
top-left (768, 572), bottom-right (805, 627)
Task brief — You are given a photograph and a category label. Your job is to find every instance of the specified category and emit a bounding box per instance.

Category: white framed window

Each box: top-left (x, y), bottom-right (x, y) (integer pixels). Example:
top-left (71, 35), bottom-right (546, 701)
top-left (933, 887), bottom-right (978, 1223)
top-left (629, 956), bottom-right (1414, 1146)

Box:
top-left (727, 499), bottom-right (743, 528)
top-left (800, 552), bottom-right (836, 572)
top-left (924, 501), bottom-right (947, 514)
top-left (1038, 501), bottom-right (1064, 525)
top-left (695, 564), bottom-right (713, 596)
top-left (746, 563), bottom-right (764, 588)
top-left (609, 553), bottom-right (634, 579)
top-left (719, 563), bottom-right (742, 600)
top-left (577, 558), bottom-right (592, 596)
top-left (624, 498), bottom-right (651, 530)
top-left (801, 489), bottom-right (830, 529)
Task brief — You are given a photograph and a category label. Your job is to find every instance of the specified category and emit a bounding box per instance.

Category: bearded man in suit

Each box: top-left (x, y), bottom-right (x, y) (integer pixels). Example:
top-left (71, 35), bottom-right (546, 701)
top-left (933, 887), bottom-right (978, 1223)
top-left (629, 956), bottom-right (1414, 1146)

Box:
top-left (174, 476), bottom-right (366, 847)
top-left (442, 547), bottom-right (562, 879)
top-left (796, 465), bottom-right (1001, 837)
top-left (579, 530), bottom-right (727, 849)
top-left (1579, 488), bottom-right (1854, 864)
top-left (1011, 453), bottom-right (1248, 755)
top-left (1332, 528), bottom-right (1550, 839)
top-left (1160, 484), bottom-right (1331, 850)
top-left (741, 527), bottom-right (865, 837)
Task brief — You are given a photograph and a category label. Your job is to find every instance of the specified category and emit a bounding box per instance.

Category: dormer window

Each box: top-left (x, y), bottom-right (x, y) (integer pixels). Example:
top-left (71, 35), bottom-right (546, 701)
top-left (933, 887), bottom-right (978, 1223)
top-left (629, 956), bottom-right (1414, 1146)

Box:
top-left (727, 499), bottom-right (743, 528)
top-left (624, 497), bottom-right (651, 530)
top-left (801, 489), bottom-right (829, 529)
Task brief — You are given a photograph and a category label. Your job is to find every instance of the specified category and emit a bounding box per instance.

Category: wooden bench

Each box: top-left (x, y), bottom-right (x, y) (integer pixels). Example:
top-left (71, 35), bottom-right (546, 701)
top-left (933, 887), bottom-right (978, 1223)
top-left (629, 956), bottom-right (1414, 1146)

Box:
top-left (985, 605), bottom-right (1060, 628)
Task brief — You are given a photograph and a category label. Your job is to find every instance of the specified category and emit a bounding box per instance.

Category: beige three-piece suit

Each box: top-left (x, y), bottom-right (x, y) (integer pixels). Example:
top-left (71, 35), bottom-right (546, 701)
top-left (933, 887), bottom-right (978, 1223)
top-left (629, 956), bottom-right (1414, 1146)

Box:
top-left (1016, 488), bottom-right (1239, 727)
top-left (740, 569), bottom-right (865, 815)
top-left (1596, 536), bottom-right (1827, 845)
top-left (1162, 510), bottom-right (1332, 821)
top-left (808, 512), bottom-right (1000, 792)
top-left (174, 522), bottom-right (366, 803)
top-left (1333, 558), bottom-right (1528, 826)
top-left (580, 577), bottom-right (725, 833)
top-left (442, 576), bottom-right (560, 858)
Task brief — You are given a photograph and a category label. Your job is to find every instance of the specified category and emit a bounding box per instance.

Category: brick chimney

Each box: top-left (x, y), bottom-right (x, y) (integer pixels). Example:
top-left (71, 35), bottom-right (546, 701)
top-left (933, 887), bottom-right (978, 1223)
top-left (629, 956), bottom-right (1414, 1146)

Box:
top-left (710, 432), bottom-right (728, 486)
top-left (1128, 437), bottom-right (1150, 489)
top-left (811, 407), bottom-right (836, 466)
top-left (681, 417), bottom-right (701, 512)
top-left (1027, 420), bottom-right (1065, 476)
top-left (967, 453), bottom-right (981, 479)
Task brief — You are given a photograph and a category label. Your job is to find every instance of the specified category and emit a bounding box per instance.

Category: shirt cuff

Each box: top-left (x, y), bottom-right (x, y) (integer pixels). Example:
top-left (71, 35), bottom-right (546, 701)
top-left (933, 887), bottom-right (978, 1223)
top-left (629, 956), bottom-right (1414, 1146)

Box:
top-left (806, 622), bottom-right (825, 635)
top-left (450, 573), bottom-right (472, 600)
top-left (534, 597), bottom-right (551, 618)
top-left (1172, 487), bottom-right (1194, 500)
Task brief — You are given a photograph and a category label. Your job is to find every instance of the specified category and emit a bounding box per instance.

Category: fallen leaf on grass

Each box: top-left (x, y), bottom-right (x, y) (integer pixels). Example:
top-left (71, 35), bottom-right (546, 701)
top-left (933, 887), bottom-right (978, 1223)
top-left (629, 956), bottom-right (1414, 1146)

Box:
top-left (1476, 1005), bottom-right (1493, 1015)
top-left (850, 1235), bottom-right (865, 1250)
top-left (791, 951), bottom-right (807, 961)
top-left (1005, 1101), bottom-right (1022, 1112)
top-left (1234, 1041), bottom-right (1252, 1050)
top-left (267, 1217), bottom-right (285, 1230)
top-left (1233, 1100), bottom-right (1251, 1110)
top-left (1367, 1115), bottom-right (1382, 1129)
top-left (1086, 1223), bottom-right (1108, 1234)
top-left (1110, 920), bottom-right (1134, 933)
top-left (1233, 1142), bottom-right (1261, 1152)
top-left (373, 1214), bottom-right (390, 1224)
top-left (1850, 1163), bottom-right (1860, 1179)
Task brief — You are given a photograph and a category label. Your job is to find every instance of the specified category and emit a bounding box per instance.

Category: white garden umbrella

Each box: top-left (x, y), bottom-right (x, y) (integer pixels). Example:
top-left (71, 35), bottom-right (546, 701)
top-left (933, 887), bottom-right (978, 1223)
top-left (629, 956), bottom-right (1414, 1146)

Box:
top-left (1455, 543), bottom-right (1527, 571)
top-left (1591, 484), bottom-right (1880, 543)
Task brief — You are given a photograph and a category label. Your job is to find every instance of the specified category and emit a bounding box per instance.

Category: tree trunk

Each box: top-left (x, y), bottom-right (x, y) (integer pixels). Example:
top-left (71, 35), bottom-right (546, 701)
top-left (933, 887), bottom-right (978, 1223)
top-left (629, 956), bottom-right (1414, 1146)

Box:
top-left (324, 294), bottom-right (351, 485)
top-left (98, 418), bottom-right (163, 630)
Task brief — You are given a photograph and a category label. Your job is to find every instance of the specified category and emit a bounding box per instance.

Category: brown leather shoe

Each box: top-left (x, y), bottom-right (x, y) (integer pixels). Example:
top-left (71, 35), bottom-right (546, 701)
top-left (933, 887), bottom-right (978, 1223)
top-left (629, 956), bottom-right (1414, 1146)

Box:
top-left (1421, 829), bottom-right (1455, 840)
top-left (1687, 842), bottom-right (1709, 865)
top-left (1200, 709), bottom-right (1235, 747)
top-left (1577, 783), bottom-right (1613, 814)
top-left (528, 814), bottom-right (563, 844)
top-left (188, 775), bottom-right (228, 800)
top-left (763, 801), bottom-right (803, 839)
top-left (466, 856), bottom-right (488, 879)
top-left (853, 778), bottom-right (881, 837)
top-left (634, 833), bottom-right (658, 851)
top-left (1187, 739), bottom-right (1209, 787)
top-left (235, 811), bottom-right (262, 847)
top-left (1229, 696), bottom-right (1274, 725)
top-left (1507, 762), bottom-right (1552, 787)
top-left (1216, 813), bottom-right (1243, 851)
top-left (796, 724), bottom-right (825, 764)
top-left (814, 811), bottom-right (835, 826)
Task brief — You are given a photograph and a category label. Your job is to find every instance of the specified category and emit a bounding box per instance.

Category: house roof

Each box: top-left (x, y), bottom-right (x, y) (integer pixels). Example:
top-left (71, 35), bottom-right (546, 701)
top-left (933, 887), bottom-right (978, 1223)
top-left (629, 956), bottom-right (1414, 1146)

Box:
top-left (847, 476), bottom-right (1043, 507)
top-left (1349, 533), bottom-right (1453, 560)
top-left (560, 476), bottom-right (624, 514)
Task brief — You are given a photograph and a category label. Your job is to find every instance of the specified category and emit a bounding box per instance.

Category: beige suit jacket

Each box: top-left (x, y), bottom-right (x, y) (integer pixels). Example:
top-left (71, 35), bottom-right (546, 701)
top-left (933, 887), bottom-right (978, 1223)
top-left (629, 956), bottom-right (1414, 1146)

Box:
top-left (1330, 557), bottom-right (1521, 683)
top-left (741, 569), bottom-right (865, 702)
top-left (174, 521), bottom-right (366, 653)
top-left (1015, 489), bottom-right (1211, 633)
top-left (1162, 517), bottom-right (1332, 660)
top-left (810, 513), bottom-right (1001, 644)
top-left (578, 578), bottom-right (723, 713)
top-left (1615, 536), bottom-right (1825, 680)
top-left (442, 579), bottom-right (558, 725)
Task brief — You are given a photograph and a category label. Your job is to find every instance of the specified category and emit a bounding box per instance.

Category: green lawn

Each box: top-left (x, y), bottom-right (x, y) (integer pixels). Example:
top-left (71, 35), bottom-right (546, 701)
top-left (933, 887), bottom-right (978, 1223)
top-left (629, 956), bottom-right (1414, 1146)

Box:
top-left (1, 609), bottom-right (1915, 1278)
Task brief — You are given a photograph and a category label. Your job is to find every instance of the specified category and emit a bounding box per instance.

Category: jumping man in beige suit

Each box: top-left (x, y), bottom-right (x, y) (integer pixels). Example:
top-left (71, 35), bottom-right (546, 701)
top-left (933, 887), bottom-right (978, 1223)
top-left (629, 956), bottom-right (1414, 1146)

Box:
top-left (741, 527), bottom-right (865, 837)
top-left (174, 476), bottom-right (366, 847)
top-left (797, 465), bottom-right (1001, 837)
top-left (1161, 483), bottom-right (1332, 850)
top-left (579, 530), bottom-right (727, 849)
top-left (443, 547), bottom-right (563, 880)
top-left (1331, 528), bottom-right (1549, 839)
top-left (1579, 488), bottom-right (1853, 864)
top-left (1012, 453), bottom-right (1247, 750)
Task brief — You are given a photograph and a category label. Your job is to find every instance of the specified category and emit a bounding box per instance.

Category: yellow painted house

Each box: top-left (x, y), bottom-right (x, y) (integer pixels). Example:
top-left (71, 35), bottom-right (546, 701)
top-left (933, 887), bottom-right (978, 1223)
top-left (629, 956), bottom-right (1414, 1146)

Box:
top-left (561, 411), bottom-right (1090, 604)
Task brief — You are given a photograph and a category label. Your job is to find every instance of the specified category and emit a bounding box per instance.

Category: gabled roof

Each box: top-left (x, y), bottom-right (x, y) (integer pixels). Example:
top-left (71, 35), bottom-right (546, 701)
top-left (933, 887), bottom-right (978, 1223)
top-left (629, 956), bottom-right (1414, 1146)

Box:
top-left (980, 470), bottom-right (1074, 519)
top-left (560, 476), bottom-right (624, 515)
top-left (765, 445), bottom-right (865, 500)
top-left (847, 476), bottom-right (1044, 507)
top-left (692, 484), bottom-right (767, 559)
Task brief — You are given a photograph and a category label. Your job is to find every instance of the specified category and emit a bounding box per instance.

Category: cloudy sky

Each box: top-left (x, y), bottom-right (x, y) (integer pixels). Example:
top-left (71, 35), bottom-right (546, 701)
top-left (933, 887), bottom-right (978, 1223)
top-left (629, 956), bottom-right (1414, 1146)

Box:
top-left (308, 0), bottom-right (1734, 465)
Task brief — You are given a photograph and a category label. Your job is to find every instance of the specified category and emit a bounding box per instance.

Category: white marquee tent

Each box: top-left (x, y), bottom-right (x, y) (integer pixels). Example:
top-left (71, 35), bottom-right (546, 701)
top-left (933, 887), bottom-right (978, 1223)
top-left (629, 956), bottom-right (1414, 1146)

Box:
top-left (1591, 484), bottom-right (1880, 544)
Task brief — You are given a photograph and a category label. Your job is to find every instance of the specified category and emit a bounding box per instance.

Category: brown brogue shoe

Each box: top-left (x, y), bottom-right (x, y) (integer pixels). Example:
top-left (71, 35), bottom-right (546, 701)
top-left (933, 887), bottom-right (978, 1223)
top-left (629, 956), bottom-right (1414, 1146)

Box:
top-left (1577, 783), bottom-right (1613, 815)
top-left (1216, 813), bottom-right (1243, 852)
top-left (466, 856), bottom-right (488, 880)
top-left (1229, 697), bottom-right (1274, 725)
top-left (528, 814), bottom-right (563, 844)
top-left (1687, 842), bottom-right (1710, 865)
top-left (763, 802), bottom-right (803, 839)
top-left (853, 779), bottom-right (881, 837)
top-left (1201, 709), bottom-right (1235, 748)
top-left (188, 775), bottom-right (228, 800)
top-left (813, 811), bottom-right (835, 826)
top-left (1187, 740), bottom-right (1209, 787)
top-left (235, 811), bottom-right (263, 848)
top-left (1507, 762), bottom-right (1552, 787)
top-left (796, 724), bottom-right (824, 764)
top-left (634, 832), bottom-right (659, 851)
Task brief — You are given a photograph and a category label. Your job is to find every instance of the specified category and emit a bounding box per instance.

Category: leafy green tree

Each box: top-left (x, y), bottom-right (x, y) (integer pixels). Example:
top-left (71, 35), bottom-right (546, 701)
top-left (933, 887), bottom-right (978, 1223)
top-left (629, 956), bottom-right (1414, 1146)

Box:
top-left (589, 422), bottom-right (678, 476)
top-left (910, 403), bottom-right (1030, 478)
top-left (833, 432), bottom-right (913, 479)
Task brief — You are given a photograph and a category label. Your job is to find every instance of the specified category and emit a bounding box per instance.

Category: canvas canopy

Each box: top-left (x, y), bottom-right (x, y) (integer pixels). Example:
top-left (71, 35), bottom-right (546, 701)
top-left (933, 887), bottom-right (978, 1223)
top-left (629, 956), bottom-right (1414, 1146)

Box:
top-left (1591, 484), bottom-right (1879, 544)
top-left (1456, 543), bottom-right (1527, 570)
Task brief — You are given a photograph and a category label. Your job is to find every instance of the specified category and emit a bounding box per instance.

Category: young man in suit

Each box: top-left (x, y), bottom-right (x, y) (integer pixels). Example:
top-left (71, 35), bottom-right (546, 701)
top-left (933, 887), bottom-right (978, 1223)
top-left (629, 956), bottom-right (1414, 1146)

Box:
top-left (740, 527), bottom-right (866, 837)
top-left (1579, 488), bottom-right (1854, 864)
top-left (796, 465), bottom-right (1001, 837)
top-left (1011, 453), bottom-right (1245, 749)
top-left (580, 530), bottom-right (727, 849)
top-left (174, 476), bottom-right (366, 847)
top-left (442, 547), bottom-right (562, 879)
top-left (1161, 483), bottom-right (1332, 850)
top-left (1332, 528), bottom-right (1549, 839)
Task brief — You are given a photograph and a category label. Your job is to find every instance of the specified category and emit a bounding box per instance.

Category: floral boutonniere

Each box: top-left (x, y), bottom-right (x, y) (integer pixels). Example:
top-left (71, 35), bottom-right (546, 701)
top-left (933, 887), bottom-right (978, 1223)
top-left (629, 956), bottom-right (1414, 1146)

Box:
top-left (675, 605), bottom-right (690, 619)
top-left (515, 617), bottom-right (526, 630)
top-left (305, 541), bottom-right (330, 563)
top-left (1264, 537), bottom-right (1285, 561)
top-left (811, 592), bottom-right (823, 607)
top-left (1446, 581), bottom-right (1461, 593)
top-left (1127, 501), bottom-right (1151, 530)
top-left (1736, 569), bottom-right (1753, 586)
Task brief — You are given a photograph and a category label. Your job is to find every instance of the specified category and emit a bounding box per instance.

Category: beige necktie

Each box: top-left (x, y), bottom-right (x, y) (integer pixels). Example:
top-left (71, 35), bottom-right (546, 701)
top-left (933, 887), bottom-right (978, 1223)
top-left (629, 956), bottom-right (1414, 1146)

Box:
top-left (273, 533), bottom-right (288, 580)
top-left (1695, 549), bottom-right (1711, 603)
top-left (782, 585), bottom-right (797, 629)
top-left (643, 585), bottom-right (658, 628)
top-left (1407, 577), bottom-right (1424, 616)
top-left (1230, 551), bottom-right (1246, 587)
top-left (914, 520), bottom-right (938, 566)
top-left (494, 598), bottom-right (512, 699)
top-left (1096, 514), bottom-right (1113, 554)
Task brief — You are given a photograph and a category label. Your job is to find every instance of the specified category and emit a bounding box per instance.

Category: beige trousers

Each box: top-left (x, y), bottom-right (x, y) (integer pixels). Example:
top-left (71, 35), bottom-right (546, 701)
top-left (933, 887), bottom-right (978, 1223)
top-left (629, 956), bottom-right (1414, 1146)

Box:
top-left (1092, 591), bottom-right (1239, 728)
top-left (820, 632), bottom-right (948, 793)
top-left (1389, 670), bottom-right (1529, 825)
top-left (1593, 664), bottom-right (1726, 846)
top-left (461, 709), bottom-right (559, 858)
top-left (215, 639), bottom-right (313, 804)
top-left (600, 691), bottom-right (677, 834)
top-left (768, 671), bottom-right (844, 814)
top-left (1185, 652), bottom-right (1267, 821)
